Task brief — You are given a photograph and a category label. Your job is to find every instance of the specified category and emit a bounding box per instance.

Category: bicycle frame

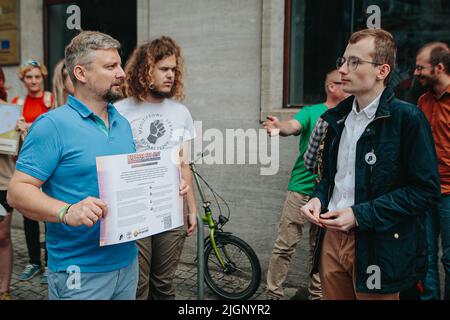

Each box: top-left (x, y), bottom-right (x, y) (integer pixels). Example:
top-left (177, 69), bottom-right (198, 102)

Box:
top-left (189, 161), bottom-right (229, 270)
top-left (189, 158), bottom-right (262, 300)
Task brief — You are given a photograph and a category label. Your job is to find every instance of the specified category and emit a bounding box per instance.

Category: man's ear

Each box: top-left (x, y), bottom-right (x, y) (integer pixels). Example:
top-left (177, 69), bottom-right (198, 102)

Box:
top-left (434, 62), bottom-right (445, 74)
top-left (73, 65), bottom-right (87, 84)
top-left (328, 83), bottom-right (336, 94)
top-left (377, 64), bottom-right (391, 81)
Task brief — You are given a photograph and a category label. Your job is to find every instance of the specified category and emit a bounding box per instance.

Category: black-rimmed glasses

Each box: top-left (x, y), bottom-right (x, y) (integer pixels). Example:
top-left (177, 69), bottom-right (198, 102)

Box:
top-left (336, 56), bottom-right (383, 71)
top-left (414, 65), bottom-right (434, 72)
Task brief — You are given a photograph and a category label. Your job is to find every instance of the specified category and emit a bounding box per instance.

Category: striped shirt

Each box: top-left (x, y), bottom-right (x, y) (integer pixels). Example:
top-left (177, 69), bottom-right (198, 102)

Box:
top-left (304, 117), bottom-right (328, 177)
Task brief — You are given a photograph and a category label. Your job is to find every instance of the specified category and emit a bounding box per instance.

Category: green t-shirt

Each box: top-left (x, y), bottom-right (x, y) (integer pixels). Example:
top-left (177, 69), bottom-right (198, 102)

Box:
top-left (288, 103), bottom-right (328, 195)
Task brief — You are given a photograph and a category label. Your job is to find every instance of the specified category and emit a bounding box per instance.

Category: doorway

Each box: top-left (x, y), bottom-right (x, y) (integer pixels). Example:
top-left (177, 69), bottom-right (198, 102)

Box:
top-left (44, 0), bottom-right (137, 90)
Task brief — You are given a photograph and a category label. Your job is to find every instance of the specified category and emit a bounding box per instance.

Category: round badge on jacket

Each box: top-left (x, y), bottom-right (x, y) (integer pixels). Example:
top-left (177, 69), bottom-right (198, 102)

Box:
top-left (365, 152), bottom-right (377, 165)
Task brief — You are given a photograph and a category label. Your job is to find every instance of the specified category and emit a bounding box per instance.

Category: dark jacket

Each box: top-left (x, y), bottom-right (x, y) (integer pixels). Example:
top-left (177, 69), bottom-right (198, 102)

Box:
top-left (312, 87), bottom-right (440, 294)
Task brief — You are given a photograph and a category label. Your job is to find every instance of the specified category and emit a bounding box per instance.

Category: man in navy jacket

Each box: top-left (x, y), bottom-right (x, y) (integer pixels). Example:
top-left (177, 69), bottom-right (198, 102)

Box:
top-left (300, 28), bottom-right (440, 299)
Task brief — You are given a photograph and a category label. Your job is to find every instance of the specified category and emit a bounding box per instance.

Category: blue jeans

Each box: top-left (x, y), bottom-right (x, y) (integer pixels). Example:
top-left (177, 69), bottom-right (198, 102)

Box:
top-left (421, 194), bottom-right (450, 300)
top-left (48, 256), bottom-right (138, 300)
top-left (441, 195), bottom-right (450, 300)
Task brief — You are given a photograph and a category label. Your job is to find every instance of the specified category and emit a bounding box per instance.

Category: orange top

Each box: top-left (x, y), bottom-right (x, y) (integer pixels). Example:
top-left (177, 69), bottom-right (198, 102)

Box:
top-left (418, 85), bottom-right (450, 195)
top-left (12, 93), bottom-right (54, 123)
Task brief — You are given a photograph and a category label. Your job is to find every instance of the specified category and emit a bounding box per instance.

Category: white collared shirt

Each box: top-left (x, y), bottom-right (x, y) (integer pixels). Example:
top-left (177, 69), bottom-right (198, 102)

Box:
top-left (328, 93), bottom-right (382, 212)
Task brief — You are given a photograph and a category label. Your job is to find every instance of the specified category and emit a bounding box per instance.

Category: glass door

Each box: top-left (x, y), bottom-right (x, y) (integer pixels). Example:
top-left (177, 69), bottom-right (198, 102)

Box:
top-left (44, 0), bottom-right (137, 90)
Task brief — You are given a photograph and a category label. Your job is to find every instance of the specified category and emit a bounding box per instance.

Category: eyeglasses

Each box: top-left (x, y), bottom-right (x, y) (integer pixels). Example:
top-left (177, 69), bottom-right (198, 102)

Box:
top-left (414, 65), bottom-right (434, 71)
top-left (336, 56), bottom-right (383, 71)
top-left (22, 60), bottom-right (41, 68)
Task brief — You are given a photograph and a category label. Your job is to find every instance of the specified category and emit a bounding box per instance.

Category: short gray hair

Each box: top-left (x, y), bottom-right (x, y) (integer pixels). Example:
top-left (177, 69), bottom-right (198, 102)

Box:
top-left (65, 31), bottom-right (121, 83)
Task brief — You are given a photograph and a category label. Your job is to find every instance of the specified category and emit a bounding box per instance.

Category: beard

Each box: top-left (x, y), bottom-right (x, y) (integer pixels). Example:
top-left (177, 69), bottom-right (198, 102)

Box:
top-left (102, 81), bottom-right (124, 103)
top-left (88, 79), bottom-right (125, 103)
top-left (149, 85), bottom-right (173, 99)
top-left (417, 71), bottom-right (438, 89)
top-left (103, 87), bottom-right (123, 103)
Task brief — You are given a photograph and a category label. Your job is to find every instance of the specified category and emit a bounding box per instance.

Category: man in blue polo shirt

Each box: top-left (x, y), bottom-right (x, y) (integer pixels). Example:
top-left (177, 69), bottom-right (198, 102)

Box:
top-left (7, 31), bottom-right (139, 300)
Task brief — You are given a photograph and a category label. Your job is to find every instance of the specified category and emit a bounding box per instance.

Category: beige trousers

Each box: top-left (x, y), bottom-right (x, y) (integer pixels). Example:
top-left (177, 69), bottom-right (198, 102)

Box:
top-left (136, 225), bottom-right (188, 300)
top-left (266, 191), bottom-right (322, 300)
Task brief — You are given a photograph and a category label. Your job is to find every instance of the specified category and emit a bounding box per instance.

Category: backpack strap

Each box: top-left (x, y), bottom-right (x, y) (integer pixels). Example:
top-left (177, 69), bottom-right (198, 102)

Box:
top-left (43, 91), bottom-right (53, 109)
top-left (16, 96), bottom-right (25, 106)
top-left (15, 92), bottom-right (53, 108)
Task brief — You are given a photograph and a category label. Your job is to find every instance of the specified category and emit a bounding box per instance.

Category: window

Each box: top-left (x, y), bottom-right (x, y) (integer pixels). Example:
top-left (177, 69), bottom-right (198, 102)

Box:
top-left (44, 0), bottom-right (137, 89)
top-left (285, 0), bottom-right (450, 107)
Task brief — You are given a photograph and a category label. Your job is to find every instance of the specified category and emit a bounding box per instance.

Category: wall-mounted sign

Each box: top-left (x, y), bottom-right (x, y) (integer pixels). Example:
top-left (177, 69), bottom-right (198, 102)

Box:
top-left (0, 0), bottom-right (19, 65)
top-left (0, 0), bottom-right (18, 30)
top-left (0, 29), bottom-right (19, 65)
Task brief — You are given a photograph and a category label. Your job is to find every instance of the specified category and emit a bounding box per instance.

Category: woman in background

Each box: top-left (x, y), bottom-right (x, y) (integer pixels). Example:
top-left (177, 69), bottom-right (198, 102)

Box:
top-left (12, 60), bottom-right (54, 284)
top-left (52, 60), bottom-right (74, 107)
top-left (0, 66), bottom-right (23, 300)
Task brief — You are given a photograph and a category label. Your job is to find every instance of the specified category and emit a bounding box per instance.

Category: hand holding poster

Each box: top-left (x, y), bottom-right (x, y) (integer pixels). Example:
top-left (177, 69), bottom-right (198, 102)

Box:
top-left (96, 149), bottom-right (183, 246)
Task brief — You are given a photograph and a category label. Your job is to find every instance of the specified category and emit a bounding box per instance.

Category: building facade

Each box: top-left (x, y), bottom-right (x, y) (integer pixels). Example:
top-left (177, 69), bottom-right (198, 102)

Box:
top-left (2, 0), bottom-right (449, 291)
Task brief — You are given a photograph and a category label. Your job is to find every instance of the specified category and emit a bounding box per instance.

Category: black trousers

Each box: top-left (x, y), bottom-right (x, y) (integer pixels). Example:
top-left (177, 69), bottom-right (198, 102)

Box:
top-left (23, 217), bottom-right (47, 266)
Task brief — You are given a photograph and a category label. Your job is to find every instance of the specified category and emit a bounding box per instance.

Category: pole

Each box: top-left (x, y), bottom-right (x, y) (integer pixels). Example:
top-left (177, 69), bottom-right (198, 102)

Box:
top-left (191, 161), bottom-right (205, 300)
top-left (197, 209), bottom-right (205, 300)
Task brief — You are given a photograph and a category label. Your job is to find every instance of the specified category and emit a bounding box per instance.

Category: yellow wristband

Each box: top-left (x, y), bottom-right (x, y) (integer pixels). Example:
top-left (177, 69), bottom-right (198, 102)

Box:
top-left (57, 205), bottom-right (70, 224)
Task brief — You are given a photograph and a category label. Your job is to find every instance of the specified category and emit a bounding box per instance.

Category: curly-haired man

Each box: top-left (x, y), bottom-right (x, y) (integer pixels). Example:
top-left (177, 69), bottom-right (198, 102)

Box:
top-left (116, 36), bottom-right (197, 300)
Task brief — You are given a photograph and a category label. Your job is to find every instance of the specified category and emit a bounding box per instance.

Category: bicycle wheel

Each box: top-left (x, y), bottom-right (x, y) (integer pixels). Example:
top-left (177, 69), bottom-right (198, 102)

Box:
top-left (204, 234), bottom-right (261, 300)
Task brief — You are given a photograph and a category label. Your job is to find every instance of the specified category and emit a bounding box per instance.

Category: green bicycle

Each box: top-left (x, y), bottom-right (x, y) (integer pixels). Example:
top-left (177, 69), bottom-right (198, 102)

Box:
top-left (190, 154), bottom-right (261, 300)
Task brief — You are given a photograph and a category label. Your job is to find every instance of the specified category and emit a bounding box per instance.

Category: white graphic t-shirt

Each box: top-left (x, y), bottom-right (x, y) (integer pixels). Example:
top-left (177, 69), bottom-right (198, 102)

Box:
top-left (115, 97), bottom-right (196, 152)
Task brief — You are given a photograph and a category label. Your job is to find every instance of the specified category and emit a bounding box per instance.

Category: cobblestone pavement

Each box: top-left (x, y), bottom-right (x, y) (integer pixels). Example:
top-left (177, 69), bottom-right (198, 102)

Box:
top-left (7, 227), bottom-right (301, 300)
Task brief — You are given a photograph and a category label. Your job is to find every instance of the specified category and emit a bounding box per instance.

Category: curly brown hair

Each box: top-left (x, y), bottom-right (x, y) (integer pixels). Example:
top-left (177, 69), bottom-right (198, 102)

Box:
top-left (124, 36), bottom-right (185, 102)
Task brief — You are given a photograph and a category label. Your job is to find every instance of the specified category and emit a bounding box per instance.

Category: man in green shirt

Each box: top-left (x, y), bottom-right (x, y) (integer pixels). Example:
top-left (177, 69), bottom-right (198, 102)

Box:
top-left (263, 70), bottom-right (349, 300)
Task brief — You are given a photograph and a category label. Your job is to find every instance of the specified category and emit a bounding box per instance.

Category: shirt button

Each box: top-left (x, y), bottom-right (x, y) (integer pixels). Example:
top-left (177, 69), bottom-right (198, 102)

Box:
top-left (394, 233), bottom-right (400, 239)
